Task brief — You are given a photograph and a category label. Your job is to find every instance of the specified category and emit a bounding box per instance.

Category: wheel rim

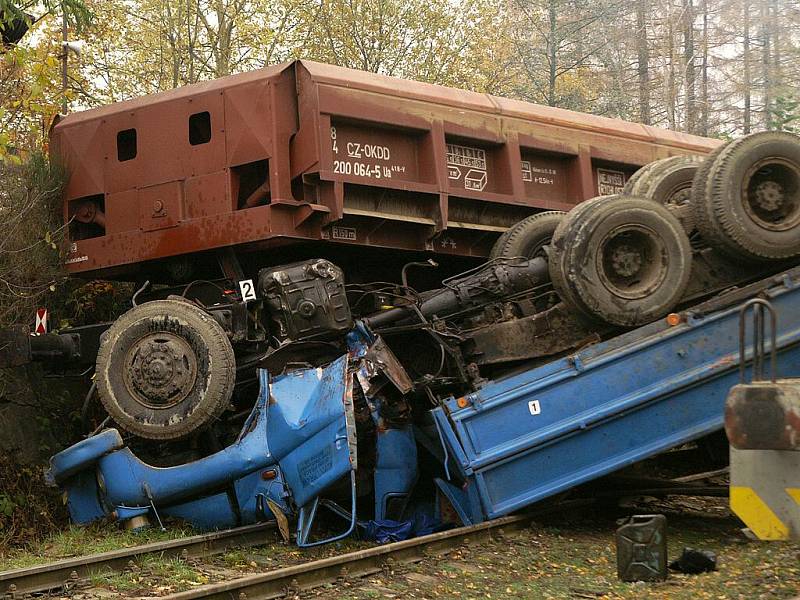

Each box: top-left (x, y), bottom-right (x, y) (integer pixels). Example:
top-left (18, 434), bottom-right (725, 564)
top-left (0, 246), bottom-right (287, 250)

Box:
top-left (742, 157), bottom-right (800, 232)
top-left (664, 182), bottom-right (693, 207)
top-left (596, 224), bottom-right (668, 300)
top-left (122, 331), bottom-right (198, 410)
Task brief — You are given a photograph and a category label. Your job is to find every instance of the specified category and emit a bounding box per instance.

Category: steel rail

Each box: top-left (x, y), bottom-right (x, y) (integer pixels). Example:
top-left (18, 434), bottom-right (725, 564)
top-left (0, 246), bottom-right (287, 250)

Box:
top-left (1, 521), bottom-right (276, 597)
top-left (156, 501), bottom-right (592, 600)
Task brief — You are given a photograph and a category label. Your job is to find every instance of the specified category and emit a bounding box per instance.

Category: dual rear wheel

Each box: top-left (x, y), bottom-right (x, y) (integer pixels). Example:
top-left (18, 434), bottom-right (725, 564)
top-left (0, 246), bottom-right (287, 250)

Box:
top-left (692, 131), bottom-right (800, 261)
top-left (547, 195), bottom-right (692, 327)
top-left (492, 131), bottom-right (800, 326)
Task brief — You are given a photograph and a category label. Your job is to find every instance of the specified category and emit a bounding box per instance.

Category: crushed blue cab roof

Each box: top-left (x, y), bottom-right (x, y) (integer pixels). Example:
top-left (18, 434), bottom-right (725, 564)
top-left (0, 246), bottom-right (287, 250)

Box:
top-left (48, 355), bottom-right (356, 545)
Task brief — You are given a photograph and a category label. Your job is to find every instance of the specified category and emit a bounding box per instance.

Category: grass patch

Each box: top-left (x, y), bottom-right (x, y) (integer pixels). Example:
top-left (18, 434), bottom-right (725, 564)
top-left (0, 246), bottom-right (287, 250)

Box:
top-left (0, 523), bottom-right (193, 571)
top-left (89, 555), bottom-right (210, 595)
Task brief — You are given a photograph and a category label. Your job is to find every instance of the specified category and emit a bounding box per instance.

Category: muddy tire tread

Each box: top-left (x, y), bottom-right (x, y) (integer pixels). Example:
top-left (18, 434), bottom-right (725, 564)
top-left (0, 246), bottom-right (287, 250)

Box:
top-left (96, 299), bottom-right (236, 441)
top-left (549, 196), bottom-right (616, 319)
top-left (694, 132), bottom-right (800, 260)
top-left (719, 133), bottom-right (799, 259)
top-left (625, 155), bottom-right (705, 234)
top-left (489, 211), bottom-right (566, 259)
top-left (549, 195), bottom-right (692, 326)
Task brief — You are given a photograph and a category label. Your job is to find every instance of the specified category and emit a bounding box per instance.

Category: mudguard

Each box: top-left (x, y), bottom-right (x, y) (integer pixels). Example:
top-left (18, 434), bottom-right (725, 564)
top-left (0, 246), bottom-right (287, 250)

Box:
top-left (48, 429), bottom-right (123, 486)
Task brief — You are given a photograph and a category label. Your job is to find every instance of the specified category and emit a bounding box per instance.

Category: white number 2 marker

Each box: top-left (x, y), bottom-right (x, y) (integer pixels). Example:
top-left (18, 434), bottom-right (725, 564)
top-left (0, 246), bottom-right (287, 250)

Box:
top-left (238, 279), bottom-right (257, 302)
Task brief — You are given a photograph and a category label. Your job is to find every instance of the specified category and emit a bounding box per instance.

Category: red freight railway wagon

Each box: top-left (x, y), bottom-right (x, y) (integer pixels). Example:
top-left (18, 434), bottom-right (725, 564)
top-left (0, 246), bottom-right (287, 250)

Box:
top-left (53, 59), bottom-right (719, 280)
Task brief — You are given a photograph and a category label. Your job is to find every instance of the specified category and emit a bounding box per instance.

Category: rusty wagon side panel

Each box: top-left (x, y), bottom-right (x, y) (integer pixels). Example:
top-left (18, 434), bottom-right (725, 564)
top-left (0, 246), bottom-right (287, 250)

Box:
top-left (53, 60), bottom-right (721, 278)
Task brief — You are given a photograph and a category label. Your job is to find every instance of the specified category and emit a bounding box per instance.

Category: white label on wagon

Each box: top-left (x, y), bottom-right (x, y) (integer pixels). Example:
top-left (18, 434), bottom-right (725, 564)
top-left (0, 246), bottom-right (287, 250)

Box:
top-left (528, 400), bottom-right (542, 416)
top-left (332, 226), bottom-right (357, 241)
top-left (522, 161), bottom-right (557, 185)
top-left (447, 143), bottom-right (489, 191)
top-left (330, 127), bottom-right (403, 181)
top-left (447, 144), bottom-right (487, 170)
top-left (597, 168), bottom-right (626, 195)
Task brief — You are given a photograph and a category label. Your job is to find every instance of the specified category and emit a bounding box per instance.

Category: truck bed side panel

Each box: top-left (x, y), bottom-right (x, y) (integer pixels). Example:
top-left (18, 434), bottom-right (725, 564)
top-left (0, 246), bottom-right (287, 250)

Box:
top-left (438, 270), bottom-right (800, 519)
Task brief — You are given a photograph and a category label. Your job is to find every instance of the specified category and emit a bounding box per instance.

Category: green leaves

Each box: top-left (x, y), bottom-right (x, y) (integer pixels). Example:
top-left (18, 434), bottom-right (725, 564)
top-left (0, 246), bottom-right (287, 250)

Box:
top-left (768, 96), bottom-right (800, 134)
top-left (0, 0), bottom-right (93, 32)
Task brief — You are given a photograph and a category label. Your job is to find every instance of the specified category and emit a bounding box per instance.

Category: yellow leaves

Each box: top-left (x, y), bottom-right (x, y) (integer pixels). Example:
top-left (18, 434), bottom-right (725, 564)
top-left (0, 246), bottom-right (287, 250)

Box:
top-left (0, 138), bottom-right (22, 164)
top-left (1, 26), bottom-right (65, 156)
top-left (186, 573), bottom-right (209, 585)
top-left (286, 0), bottom-right (514, 94)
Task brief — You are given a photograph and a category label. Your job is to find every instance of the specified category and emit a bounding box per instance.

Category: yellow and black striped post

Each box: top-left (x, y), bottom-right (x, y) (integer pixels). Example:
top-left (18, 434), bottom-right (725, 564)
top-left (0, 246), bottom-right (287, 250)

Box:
top-left (730, 448), bottom-right (800, 540)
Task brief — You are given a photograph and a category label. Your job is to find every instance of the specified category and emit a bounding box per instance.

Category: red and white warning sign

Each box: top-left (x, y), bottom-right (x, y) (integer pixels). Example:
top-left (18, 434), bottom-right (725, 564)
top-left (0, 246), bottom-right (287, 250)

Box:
top-left (35, 308), bottom-right (48, 334)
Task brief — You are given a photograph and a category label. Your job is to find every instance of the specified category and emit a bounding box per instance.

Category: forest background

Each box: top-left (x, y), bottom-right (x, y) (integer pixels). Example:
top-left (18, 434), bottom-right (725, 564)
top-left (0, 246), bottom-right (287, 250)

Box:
top-left (3, 0), bottom-right (800, 156)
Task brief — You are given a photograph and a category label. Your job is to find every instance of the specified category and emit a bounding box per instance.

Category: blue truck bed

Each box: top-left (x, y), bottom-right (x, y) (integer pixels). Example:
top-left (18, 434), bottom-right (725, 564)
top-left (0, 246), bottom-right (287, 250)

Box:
top-left (433, 267), bottom-right (800, 522)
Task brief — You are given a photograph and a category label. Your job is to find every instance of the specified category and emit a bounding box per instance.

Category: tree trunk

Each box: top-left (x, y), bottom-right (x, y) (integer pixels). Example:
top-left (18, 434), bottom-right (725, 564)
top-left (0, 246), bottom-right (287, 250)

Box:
top-left (636, 0), bottom-right (650, 124)
top-left (163, 2), bottom-right (181, 89)
top-left (761, 0), bottom-right (771, 128)
top-left (743, 0), bottom-right (751, 134)
top-left (700, 0), bottom-right (708, 135)
top-left (547, 0), bottom-right (558, 107)
top-left (187, 0), bottom-right (195, 84)
top-left (771, 0), bottom-right (780, 89)
top-left (214, 0), bottom-right (233, 77)
top-left (665, 3), bottom-right (676, 129)
top-left (683, 0), bottom-right (696, 133)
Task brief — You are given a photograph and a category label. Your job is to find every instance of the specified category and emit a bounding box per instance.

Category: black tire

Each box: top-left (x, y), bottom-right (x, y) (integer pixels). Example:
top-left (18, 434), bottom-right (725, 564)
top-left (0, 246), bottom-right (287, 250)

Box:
top-left (548, 194), bottom-right (692, 326)
top-left (489, 211), bottom-right (566, 259)
top-left (548, 196), bottom-right (617, 315)
top-left (96, 299), bottom-right (235, 441)
top-left (688, 142), bottom-right (730, 244)
top-left (692, 131), bottom-right (800, 261)
top-left (624, 155), bottom-right (704, 234)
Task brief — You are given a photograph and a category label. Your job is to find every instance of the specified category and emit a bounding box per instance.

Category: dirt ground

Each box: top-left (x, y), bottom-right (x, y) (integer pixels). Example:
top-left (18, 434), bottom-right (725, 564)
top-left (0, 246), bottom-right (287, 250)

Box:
top-left (309, 497), bottom-right (800, 600)
top-left (3, 496), bottom-right (799, 599)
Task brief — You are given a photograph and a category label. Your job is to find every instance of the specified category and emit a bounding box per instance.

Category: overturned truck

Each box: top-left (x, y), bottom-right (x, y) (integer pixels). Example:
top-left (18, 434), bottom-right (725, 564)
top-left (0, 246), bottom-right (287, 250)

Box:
top-left (7, 60), bottom-right (800, 542)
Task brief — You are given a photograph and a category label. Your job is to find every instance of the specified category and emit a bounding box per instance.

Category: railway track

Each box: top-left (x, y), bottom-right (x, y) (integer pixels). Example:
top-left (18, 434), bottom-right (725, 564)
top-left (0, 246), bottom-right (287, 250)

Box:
top-left (0, 522), bottom-right (276, 597)
top-left (154, 501), bottom-right (600, 600)
top-left (0, 479), bottom-right (725, 599)
top-left (0, 504), bottom-right (573, 599)
top-left (155, 513), bottom-right (534, 600)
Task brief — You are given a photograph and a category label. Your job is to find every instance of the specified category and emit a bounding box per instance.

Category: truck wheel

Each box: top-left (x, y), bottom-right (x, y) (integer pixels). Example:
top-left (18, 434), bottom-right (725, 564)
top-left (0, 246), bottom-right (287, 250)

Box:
top-left (489, 211), bottom-right (566, 259)
top-left (96, 299), bottom-right (235, 441)
top-left (624, 155), bottom-right (704, 234)
top-left (547, 196), bottom-right (619, 314)
top-left (692, 131), bottom-right (800, 261)
top-left (549, 195), bottom-right (692, 326)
